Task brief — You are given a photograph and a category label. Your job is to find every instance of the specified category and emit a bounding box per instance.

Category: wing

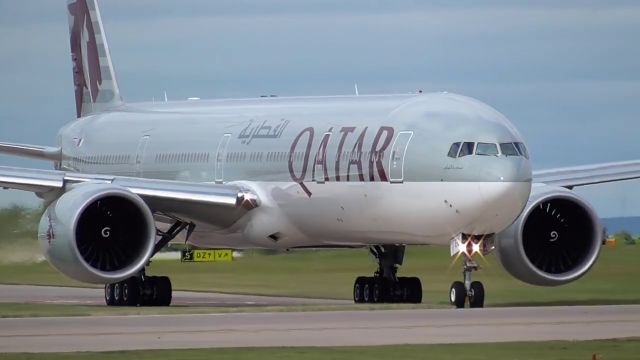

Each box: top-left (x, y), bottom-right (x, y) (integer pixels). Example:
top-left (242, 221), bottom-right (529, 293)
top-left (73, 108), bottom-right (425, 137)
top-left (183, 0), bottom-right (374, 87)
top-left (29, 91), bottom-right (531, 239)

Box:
top-left (533, 160), bottom-right (640, 188)
top-left (0, 166), bottom-right (259, 229)
top-left (0, 142), bottom-right (61, 161)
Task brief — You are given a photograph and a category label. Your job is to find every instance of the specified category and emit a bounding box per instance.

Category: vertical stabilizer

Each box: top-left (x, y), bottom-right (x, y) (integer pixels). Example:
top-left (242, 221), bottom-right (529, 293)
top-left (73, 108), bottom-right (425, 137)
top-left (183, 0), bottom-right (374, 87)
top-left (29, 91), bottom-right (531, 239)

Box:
top-left (68, 0), bottom-right (123, 118)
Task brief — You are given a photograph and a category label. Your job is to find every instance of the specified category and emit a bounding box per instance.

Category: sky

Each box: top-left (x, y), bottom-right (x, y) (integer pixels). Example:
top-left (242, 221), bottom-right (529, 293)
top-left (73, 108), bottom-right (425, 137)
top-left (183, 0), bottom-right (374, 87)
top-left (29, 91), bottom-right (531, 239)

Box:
top-left (0, 0), bottom-right (639, 216)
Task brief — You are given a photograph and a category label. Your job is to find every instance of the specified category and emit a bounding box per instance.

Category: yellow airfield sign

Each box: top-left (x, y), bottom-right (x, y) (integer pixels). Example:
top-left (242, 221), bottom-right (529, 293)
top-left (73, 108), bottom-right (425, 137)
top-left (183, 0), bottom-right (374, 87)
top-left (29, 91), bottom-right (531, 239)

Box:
top-left (180, 249), bottom-right (233, 263)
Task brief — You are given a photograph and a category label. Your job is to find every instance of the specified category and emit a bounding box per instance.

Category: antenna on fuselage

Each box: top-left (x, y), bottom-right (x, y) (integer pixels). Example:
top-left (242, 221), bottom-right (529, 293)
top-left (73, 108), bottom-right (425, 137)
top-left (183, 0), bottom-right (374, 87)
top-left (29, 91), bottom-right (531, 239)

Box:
top-left (354, 83), bottom-right (359, 96)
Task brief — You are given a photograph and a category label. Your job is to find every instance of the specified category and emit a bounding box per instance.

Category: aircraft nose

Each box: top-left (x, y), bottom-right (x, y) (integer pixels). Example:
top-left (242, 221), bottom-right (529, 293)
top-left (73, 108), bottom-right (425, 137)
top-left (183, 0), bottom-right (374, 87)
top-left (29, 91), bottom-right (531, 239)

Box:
top-left (466, 158), bottom-right (532, 234)
top-left (478, 180), bottom-right (531, 232)
top-left (493, 157), bottom-right (532, 183)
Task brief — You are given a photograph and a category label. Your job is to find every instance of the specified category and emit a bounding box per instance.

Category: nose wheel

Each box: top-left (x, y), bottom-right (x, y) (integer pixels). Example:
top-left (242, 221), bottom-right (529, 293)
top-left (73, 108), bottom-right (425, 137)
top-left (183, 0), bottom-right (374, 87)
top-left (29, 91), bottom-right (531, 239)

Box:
top-left (450, 258), bottom-right (485, 308)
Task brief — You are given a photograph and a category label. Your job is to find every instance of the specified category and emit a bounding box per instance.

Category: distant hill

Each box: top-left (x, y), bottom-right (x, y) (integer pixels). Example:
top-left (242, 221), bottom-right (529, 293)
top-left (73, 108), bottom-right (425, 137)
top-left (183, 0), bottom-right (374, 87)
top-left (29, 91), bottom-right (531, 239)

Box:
top-left (602, 217), bottom-right (640, 236)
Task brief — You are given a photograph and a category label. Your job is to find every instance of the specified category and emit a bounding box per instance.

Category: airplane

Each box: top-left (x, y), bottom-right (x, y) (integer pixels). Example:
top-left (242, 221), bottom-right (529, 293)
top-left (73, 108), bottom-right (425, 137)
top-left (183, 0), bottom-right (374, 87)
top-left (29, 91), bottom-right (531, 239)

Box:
top-left (2, 0), bottom-right (640, 308)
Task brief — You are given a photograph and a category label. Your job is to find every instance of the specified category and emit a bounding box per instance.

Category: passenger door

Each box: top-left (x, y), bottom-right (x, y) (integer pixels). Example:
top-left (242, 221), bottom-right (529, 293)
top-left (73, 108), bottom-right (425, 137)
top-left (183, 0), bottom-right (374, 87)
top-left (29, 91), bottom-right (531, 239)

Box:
top-left (214, 133), bottom-right (231, 184)
top-left (135, 135), bottom-right (150, 177)
top-left (388, 131), bottom-right (413, 183)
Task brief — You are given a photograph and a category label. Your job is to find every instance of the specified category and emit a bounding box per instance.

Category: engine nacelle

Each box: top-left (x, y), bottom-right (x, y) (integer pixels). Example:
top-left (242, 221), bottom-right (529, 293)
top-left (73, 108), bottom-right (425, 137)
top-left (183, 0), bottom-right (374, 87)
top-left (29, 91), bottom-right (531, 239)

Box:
top-left (38, 183), bottom-right (156, 284)
top-left (496, 185), bottom-right (602, 286)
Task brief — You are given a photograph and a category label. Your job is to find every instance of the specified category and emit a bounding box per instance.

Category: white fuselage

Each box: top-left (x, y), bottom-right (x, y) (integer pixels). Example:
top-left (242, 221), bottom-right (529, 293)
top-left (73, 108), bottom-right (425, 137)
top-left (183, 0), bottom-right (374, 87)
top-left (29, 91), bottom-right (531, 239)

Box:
top-left (57, 93), bottom-right (533, 249)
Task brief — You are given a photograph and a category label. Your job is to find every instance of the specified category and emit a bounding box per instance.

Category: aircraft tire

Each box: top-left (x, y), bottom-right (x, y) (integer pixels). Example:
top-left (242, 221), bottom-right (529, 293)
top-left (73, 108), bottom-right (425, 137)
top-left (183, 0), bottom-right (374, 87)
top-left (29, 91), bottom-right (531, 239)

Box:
top-left (371, 280), bottom-right (383, 303)
top-left (450, 281), bottom-right (466, 308)
top-left (139, 276), bottom-right (156, 306)
top-left (104, 283), bottom-right (116, 306)
top-left (113, 281), bottom-right (125, 306)
top-left (353, 276), bottom-right (367, 303)
top-left (397, 277), bottom-right (409, 303)
top-left (154, 276), bottom-right (173, 306)
top-left (122, 277), bottom-right (141, 306)
top-left (408, 277), bottom-right (423, 304)
top-left (363, 277), bottom-right (374, 303)
top-left (469, 281), bottom-right (485, 308)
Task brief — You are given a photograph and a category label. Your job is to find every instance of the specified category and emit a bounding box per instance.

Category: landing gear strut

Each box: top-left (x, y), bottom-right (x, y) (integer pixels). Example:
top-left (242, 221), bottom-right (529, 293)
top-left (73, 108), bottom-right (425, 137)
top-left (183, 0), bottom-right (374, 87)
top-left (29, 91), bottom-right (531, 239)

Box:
top-left (450, 258), bottom-right (485, 308)
top-left (104, 219), bottom-right (193, 307)
top-left (353, 245), bottom-right (422, 304)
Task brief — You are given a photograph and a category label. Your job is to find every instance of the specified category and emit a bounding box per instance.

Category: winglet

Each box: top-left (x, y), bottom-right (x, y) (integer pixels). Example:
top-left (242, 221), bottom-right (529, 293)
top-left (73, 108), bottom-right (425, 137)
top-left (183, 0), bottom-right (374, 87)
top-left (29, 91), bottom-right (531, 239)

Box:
top-left (68, 0), bottom-right (123, 118)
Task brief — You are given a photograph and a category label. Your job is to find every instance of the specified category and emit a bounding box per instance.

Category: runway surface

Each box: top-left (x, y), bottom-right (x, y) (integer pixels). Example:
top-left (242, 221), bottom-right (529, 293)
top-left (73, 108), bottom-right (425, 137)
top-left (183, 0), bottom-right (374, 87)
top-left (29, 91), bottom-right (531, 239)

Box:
top-left (1, 304), bottom-right (639, 352)
top-left (0, 284), bottom-right (349, 307)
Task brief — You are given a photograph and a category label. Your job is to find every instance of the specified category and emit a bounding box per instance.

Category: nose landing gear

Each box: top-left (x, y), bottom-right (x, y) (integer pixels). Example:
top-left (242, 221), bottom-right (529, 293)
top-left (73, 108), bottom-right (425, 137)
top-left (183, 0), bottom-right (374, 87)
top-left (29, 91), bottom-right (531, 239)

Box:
top-left (450, 258), bottom-right (485, 308)
top-left (448, 234), bottom-right (493, 308)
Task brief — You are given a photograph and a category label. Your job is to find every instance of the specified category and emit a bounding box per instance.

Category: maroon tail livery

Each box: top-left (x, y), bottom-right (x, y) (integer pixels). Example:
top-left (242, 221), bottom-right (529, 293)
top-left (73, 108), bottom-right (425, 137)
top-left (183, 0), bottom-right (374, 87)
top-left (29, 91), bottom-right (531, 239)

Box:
top-left (67, 0), bottom-right (122, 118)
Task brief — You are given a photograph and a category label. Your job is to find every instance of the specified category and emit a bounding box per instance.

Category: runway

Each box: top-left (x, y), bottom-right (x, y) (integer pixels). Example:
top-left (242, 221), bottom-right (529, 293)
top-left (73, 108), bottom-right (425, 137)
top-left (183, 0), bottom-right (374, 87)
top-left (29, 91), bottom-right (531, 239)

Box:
top-left (1, 304), bottom-right (639, 353)
top-left (0, 284), bottom-right (349, 307)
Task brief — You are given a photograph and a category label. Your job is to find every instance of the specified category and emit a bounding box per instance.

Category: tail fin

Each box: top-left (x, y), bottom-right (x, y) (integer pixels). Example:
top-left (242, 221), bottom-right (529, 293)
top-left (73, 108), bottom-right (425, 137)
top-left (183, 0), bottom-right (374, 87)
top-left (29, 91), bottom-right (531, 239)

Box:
top-left (67, 0), bottom-right (123, 118)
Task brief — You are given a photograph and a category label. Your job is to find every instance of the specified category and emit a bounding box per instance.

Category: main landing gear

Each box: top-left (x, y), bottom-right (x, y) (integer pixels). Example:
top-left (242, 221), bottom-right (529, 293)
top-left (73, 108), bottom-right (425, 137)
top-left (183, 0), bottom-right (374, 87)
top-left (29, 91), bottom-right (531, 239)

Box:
top-left (105, 274), bottom-right (172, 306)
top-left (449, 258), bottom-right (485, 308)
top-left (104, 220), bottom-right (194, 307)
top-left (353, 245), bottom-right (422, 304)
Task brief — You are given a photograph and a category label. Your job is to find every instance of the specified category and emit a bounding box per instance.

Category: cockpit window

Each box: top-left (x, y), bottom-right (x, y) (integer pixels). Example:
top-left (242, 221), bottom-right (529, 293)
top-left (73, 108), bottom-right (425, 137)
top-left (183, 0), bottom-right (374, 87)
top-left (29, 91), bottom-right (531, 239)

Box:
top-left (514, 142), bottom-right (529, 159)
top-left (458, 142), bottom-right (475, 157)
top-left (476, 143), bottom-right (498, 156)
top-left (447, 142), bottom-right (461, 158)
top-left (500, 143), bottom-right (519, 156)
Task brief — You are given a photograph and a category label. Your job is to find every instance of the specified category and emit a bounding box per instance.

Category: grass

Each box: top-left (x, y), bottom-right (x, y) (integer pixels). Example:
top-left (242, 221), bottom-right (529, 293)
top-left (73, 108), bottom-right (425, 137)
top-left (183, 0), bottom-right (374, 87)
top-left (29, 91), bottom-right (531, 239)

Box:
top-left (1, 339), bottom-right (639, 359)
top-left (1, 244), bottom-right (639, 307)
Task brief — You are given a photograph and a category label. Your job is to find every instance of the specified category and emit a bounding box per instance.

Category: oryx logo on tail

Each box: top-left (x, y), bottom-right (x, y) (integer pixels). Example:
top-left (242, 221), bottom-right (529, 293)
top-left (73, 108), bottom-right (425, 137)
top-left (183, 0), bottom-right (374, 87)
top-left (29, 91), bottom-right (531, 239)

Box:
top-left (69, 0), bottom-right (101, 117)
top-left (67, 0), bottom-right (123, 118)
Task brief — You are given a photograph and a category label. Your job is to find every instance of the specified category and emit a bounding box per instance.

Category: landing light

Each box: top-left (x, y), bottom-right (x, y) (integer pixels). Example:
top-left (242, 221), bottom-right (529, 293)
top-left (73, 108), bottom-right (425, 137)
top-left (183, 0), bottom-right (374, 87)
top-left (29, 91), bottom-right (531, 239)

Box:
top-left (450, 234), bottom-right (495, 264)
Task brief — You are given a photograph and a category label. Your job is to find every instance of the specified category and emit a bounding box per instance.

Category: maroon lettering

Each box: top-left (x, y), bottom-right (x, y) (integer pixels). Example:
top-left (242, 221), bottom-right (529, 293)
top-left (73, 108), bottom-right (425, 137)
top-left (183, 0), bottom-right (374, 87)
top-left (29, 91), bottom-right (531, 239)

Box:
top-left (368, 126), bottom-right (394, 182)
top-left (347, 127), bottom-right (367, 181)
top-left (312, 128), bottom-right (332, 182)
top-left (289, 127), bottom-right (314, 197)
top-left (334, 127), bottom-right (355, 182)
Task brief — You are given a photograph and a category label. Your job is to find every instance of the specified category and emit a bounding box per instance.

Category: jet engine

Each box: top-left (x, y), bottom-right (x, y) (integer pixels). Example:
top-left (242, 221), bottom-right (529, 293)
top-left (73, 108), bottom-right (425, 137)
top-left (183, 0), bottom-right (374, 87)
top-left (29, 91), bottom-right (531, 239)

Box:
top-left (38, 183), bottom-right (156, 284)
top-left (496, 185), bottom-right (602, 286)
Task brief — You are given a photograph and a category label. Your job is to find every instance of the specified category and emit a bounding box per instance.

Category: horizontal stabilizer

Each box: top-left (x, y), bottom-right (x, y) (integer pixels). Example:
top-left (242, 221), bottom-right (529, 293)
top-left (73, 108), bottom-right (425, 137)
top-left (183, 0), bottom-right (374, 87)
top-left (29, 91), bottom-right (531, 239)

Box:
top-left (0, 142), bottom-right (61, 161)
